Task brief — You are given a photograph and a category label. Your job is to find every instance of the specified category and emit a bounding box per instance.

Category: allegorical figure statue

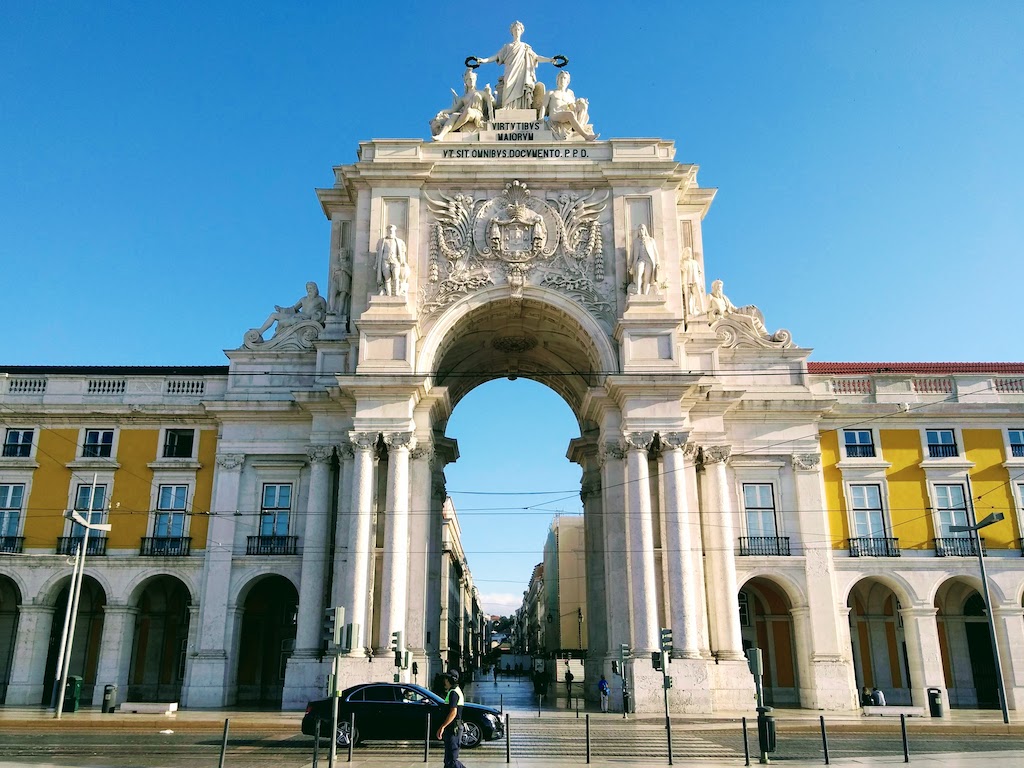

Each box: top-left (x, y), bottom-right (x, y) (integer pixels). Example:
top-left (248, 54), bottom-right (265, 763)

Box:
top-left (472, 21), bottom-right (556, 110)
top-left (254, 281), bottom-right (327, 338)
top-left (705, 279), bottom-right (736, 322)
top-left (541, 71), bottom-right (597, 141)
top-left (629, 224), bottom-right (659, 296)
top-left (680, 245), bottom-right (706, 317)
top-left (376, 224), bottom-right (409, 297)
top-left (331, 248), bottom-right (353, 321)
top-left (432, 69), bottom-right (495, 141)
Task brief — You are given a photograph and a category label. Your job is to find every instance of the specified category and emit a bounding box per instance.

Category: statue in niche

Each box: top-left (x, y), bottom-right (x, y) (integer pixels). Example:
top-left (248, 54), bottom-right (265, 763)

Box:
top-left (540, 71), bottom-right (598, 141)
top-left (431, 69), bottom-right (495, 141)
top-left (629, 224), bottom-right (659, 296)
top-left (243, 281), bottom-right (327, 350)
top-left (469, 21), bottom-right (564, 111)
top-left (376, 224), bottom-right (409, 297)
top-left (330, 247), bottom-right (353, 322)
top-left (680, 245), bottom-right (706, 317)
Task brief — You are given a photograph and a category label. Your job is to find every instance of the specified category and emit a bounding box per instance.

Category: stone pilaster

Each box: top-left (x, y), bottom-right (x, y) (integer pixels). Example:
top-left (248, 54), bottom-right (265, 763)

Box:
top-left (378, 431), bottom-right (414, 656)
top-left (900, 606), bottom-right (948, 714)
top-left (600, 440), bottom-right (630, 658)
top-left (992, 605), bottom-right (1024, 710)
top-left (294, 445), bottom-right (334, 655)
top-left (91, 604), bottom-right (137, 706)
top-left (624, 431), bottom-right (659, 653)
top-left (698, 446), bottom-right (743, 660)
top-left (660, 433), bottom-right (700, 659)
top-left (4, 604), bottom-right (54, 705)
top-left (406, 442), bottom-right (434, 662)
top-left (344, 432), bottom-right (377, 656)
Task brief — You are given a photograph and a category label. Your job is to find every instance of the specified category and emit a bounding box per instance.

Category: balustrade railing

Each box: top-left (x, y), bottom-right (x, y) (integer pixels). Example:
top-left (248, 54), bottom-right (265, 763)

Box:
top-left (848, 537), bottom-right (901, 557)
top-left (0, 536), bottom-right (24, 554)
top-left (140, 536), bottom-right (192, 556)
top-left (56, 536), bottom-right (107, 556)
top-left (934, 537), bottom-right (985, 557)
top-left (927, 444), bottom-right (958, 458)
top-left (845, 444), bottom-right (876, 458)
top-left (246, 535), bottom-right (298, 555)
top-left (738, 536), bottom-right (791, 556)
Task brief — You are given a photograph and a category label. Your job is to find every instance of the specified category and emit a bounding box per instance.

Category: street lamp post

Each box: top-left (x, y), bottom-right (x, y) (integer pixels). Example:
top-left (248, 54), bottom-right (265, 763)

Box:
top-left (54, 476), bottom-right (111, 720)
top-left (949, 490), bottom-right (1009, 724)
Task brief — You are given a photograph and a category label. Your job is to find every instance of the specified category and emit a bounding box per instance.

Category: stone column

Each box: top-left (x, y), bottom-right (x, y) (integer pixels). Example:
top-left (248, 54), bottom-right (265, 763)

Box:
top-left (624, 431), bottom-right (659, 653)
top-left (900, 606), bottom-right (947, 713)
top-left (91, 604), bottom-right (137, 705)
top-left (344, 432), bottom-right (377, 655)
top-left (992, 605), bottom-right (1024, 710)
top-left (577, 439), bottom-right (606, 697)
top-left (406, 442), bottom-right (433, 661)
top-left (294, 445), bottom-right (334, 655)
top-left (661, 433), bottom-right (700, 659)
top-left (331, 442), bottom-right (355, 610)
top-left (4, 604), bottom-right (54, 705)
top-left (699, 446), bottom-right (743, 660)
top-left (185, 452), bottom-right (243, 707)
top-left (600, 440), bottom-right (630, 655)
top-left (378, 431), bottom-right (414, 651)
top-left (792, 452), bottom-right (857, 708)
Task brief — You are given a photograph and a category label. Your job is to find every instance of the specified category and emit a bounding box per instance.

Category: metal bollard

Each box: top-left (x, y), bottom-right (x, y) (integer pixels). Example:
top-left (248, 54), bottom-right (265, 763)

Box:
top-left (576, 695), bottom-right (580, 718)
top-left (218, 718), bottom-right (230, 768)
top-left (538, 693), bottom-right (542, 718)
top-left (313, 718), bottom-right (320, 768)
top-left (586, 713), bottom-right (591, 763)
top-left (900, 713), bottom-right (909, 763)
top-left (347, 713), bottom-right (354, 763)
top-left (742, 717), bottom-right (750, 767)
top-left (423, 710), bottom-right (430, 763)
top-left (820, 715), bottom-right (830, 765)
top-left (500, 693), bottom-right (503, 714)
top-left (505, 713), bottom-right (510, 764)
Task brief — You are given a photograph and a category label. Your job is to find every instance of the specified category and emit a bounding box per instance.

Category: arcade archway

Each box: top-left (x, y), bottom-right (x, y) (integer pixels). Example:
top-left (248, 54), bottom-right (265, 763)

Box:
top-left (847, 578), bottom-right (912, 705)
top-left (236, 575), bottom-right (298, 707)
top-left (935, 579), bottom-right (998, 709)
top-left (128, 575), bottom-right (191, 702)
top-left (42, 576), bottom-right (106, 705)
top-left (739, 577), bottom-right (799, 706)
top-left (0, 576), bottom-right (20, 703)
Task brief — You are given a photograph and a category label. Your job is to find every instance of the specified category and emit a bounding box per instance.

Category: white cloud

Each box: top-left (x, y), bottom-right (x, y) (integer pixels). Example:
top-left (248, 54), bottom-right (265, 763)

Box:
top-left (479, 592), bottom-right (521, 616)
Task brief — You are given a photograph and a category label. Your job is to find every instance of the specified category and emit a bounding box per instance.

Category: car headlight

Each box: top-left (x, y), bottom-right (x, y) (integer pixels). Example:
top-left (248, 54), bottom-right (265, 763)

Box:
top-left (483, 713), bottom-right (498, 725)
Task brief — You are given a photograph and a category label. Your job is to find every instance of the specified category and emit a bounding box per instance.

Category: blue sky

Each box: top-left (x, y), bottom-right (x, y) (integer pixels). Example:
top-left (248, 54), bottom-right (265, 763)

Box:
top-left (3, 2), bottom-right (1022, 614)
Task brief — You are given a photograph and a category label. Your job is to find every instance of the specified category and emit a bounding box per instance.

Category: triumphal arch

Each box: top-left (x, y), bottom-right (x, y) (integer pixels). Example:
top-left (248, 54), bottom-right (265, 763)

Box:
top-left (186, 23), bottom-right (856, 712)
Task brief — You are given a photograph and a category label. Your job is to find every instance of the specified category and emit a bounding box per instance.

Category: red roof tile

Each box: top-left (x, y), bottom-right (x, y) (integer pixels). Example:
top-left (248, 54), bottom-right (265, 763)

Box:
top-left (807, 362), bottom-right (1024, 375)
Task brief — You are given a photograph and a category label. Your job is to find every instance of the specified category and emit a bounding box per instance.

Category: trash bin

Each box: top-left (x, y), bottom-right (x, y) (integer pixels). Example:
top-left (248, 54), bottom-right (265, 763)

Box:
top-left (102, 684), bottom-right (118, 714)
top-left (63, 676), bottom-right (83, 713)
top-left (756, 705), bottom-right (777, 753)
top-left (927, 687), bottom-right (943, 718)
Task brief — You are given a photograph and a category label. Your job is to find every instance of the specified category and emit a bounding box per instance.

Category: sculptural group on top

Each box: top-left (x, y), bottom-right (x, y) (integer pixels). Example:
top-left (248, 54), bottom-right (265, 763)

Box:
top-left (430, 21), bottom-right (598, 142)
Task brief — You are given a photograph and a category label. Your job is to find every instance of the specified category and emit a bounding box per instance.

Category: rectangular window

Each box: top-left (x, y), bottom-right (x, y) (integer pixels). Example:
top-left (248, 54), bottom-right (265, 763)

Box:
top-left (1009, 429), bottom-right (1024, 459)
top-left (850, 484), bottom-right (886, 538)
top-left (926, 429), bottom-right (957, 458)
top-left (72, 483), bottom-right (107, 535)
top-left (935, 484), bottom-right (969, 536)
top-left (83, 429), bottom-right (114, 458)
top-left (260, 484), bottom-right (292, 536)
top-left (843, 430), bottom-right (876, 458)
top-left (2, 429), bottom-right (33, 458)
top-left (0, 484), bottom-right (25, 536)
top-left (162, 429), bottom-right (195, 459)
top-left (742, 483), bottom-right (778, 538)
top-left (155, 484), bottom-right (188, 538)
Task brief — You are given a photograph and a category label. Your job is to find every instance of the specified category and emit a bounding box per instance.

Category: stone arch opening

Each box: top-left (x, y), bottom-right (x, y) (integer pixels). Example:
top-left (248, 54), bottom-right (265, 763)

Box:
top-left (0, 575), bottom-right (20, 703)
top-left (847, 577), bottom-right (912, 706)
top-left (127, 575), bottom-right (192, 702)
top-left (235, 574), bottom-right (298, 707)
top-left (739, 577), bottom-right (799, 706)
top-left (41, 575), bottom-right (106, 706)
top-left (935, 578), bottom-right (998, 709)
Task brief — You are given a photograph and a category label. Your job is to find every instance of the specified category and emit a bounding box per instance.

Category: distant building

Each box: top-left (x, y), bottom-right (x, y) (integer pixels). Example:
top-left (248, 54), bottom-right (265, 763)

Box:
top-left (542, 517), bottom-right (587, 653)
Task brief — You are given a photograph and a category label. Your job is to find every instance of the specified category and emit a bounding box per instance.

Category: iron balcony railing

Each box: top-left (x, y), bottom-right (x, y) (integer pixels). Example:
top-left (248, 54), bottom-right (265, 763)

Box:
top-left (927, 444), bottom-right (958, 458)
top-left (934, 537), bottom-right (985, 557)
top-left (246, 535), bottom-right (298, 556)
top-left (1, 444), bottom-right (31, 457)
top-left (1012, 444), bottom-right (1024, 458)
top-left (738, 536), bottom-right (791, 556)
top-left (849, 537), bottom-right (901, 557)
top-left (56, 536), bottom-right (107, 556)
top-left (0, 536), bottom-right (24, 554)
top-left (140, 536), bottom-right (192, 556)
top-left (845, 444), bottom-right (876, 458)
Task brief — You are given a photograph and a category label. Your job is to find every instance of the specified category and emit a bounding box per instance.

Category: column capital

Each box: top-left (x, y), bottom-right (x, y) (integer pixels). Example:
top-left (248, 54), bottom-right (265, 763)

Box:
top-left (792, 453), bottom-right (822, 471)
top-left (349, 431), bottom-right (378, 451)
top-left (700, 445), bottom-right (731, 465)
top-left (580, 480), bottom-right (602, 502)
top-left (623, 431), bottom-right (656, 452)
top-left (899, 605), bottom-right (938, 620)
top-left (600, 440), bottom-right (626, 463)
top-left (216, 453), bottom-right (245, 472)
top-left (410, 443), bottom-right (434, 462)
top-left (337, 441), bottom-right (355, 460)
top-left (307, 444), bottom-right (334, 464)
top-left (383, 431), bottom-right (415, 452)
top-left (660, 431), bottom-right (691, 451)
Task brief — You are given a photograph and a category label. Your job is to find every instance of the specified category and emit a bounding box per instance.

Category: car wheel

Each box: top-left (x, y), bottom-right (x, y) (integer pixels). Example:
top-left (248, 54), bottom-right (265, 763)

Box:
top-left (336, 720), bottom-right (359, 748)
top-left (460, 721), bottom-right (483, 749)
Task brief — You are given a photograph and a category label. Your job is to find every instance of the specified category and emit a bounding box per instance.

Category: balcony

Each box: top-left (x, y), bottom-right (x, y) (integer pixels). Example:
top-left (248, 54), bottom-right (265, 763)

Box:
top-left (0, 536), bottom-right (24, 554)
top-left (738, 536), bottom-right (791, 556)
top-left (56, 536), bottom-right (107, 556)
top-left (140, 536), bottom-right (192, 556)
top-left (1012, 444), bottom-right (1024, 458)
top-left (246, 535), bottom-right (298, 556)
top-left (934, 537), bottom-right (985, 557)
top-left (849, 537), bottom-right (901, 557)
top-left (927, 444), bottom-right (958, 458)
top-left (845, 444), bottom-right (876, 458)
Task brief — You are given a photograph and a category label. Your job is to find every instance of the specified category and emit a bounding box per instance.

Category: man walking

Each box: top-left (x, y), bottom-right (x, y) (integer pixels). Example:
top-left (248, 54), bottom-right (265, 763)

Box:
top-left (437, 670), bottom-right (466, 768)
top-left (598, 674), bottom-right (610, 713)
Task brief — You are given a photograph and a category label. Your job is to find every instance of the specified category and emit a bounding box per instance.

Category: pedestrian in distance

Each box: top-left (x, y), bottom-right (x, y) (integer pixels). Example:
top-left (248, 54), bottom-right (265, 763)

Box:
top-left (860, 686), bottom-right (873, 706)
top-left (564, 667), bottom-right (575, 706)
top-left (871, 686), bottom-right (886, 706)
top-left (598, 674), bottom-right (610, 713)
top-left (438, 669), bottom-right (467, 768)
top-left (492, 664), bottom-right (498, 685)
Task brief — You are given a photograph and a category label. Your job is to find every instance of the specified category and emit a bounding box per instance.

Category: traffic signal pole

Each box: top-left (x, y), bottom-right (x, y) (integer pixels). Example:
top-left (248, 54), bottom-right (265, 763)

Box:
top-left (659, 628), bottom-right (674, 766)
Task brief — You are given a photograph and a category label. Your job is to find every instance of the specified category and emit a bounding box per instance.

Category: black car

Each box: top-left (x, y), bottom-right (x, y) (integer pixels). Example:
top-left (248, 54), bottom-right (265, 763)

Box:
top-left (302, 681), bottom-right (504, 748)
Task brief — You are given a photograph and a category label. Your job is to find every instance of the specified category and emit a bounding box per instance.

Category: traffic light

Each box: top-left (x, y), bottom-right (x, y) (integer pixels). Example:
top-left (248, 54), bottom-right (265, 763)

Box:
top-left (660, 627), bottom-right (673, 655)
top-left (323, 606), bottom-right (344, 647)
top-left (619, 643), bottom-right (631, 667)
top-left (612, 660), bottom-right (620, 675)
top-left (391, 630), bottom-right (404, 668)
top-left (652, 651), bottom-right (662, 671)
